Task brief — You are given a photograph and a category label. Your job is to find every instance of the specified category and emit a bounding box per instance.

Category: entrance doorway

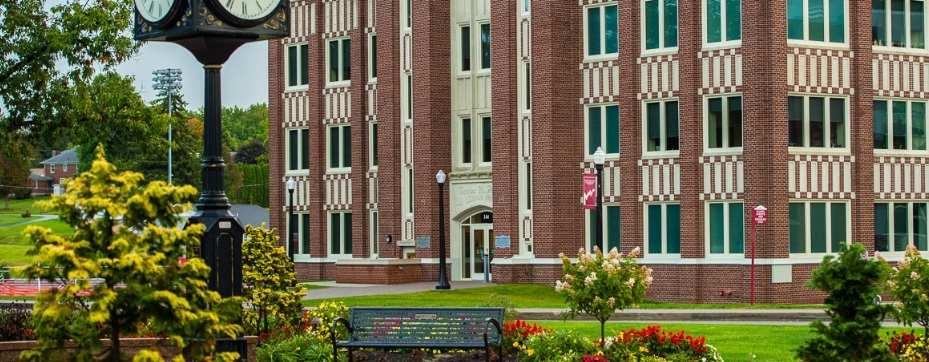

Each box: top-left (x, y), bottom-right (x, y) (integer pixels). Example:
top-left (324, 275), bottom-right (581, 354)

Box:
top-left (461, 211), bottom-right (493, 280)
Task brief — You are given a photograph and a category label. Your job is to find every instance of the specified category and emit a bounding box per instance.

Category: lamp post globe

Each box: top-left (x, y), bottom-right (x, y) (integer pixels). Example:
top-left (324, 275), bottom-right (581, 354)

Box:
top-left (593, 147), bottom-right (605, 252)
top-left (435, 170), bottom-right (451, 290)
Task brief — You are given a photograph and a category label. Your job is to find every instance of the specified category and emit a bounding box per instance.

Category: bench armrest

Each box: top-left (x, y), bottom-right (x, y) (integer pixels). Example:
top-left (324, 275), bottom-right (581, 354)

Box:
top-left (484, 317), bottom-right (503, 359)
top-left (330, 317), bottom-right (353, 343)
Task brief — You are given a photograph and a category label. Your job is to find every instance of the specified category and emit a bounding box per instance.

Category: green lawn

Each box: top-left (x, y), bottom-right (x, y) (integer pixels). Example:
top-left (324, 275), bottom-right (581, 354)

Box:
top-left (0, 217), bottom-right (71, 267)
top-left (309, 284), bottom-right (822, 309)
top-left (0, 197), bottom-right (48, 215)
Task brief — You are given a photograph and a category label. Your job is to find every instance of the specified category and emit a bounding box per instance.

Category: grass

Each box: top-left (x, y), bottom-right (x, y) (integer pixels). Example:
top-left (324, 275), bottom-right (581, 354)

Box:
top-left (0, 197), bottom-right (48, 215)
top-left (309, 284), bottom-right (823, 309)
top-left (0, 218), bottom-right (71, 267)
top-left (535, 321), bottom-right (908, 362)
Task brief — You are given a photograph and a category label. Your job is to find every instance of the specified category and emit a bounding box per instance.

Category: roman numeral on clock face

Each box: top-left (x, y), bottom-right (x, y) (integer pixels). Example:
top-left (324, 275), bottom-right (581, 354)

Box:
top-left (219, 0), bottom-right (278, 20)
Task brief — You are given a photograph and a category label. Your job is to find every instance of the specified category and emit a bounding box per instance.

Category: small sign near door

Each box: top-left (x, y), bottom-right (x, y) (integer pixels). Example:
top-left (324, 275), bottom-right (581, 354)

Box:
top-left (494, 234), bottom-right (511, 249)
top-left (582, 173), bottom-right (598, 209)
top-left (415, 235), bottom-right (431, 249)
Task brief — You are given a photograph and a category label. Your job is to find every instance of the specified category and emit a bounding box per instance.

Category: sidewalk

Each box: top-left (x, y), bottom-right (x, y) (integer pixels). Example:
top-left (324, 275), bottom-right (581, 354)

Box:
top-left (304, 281), bottom-right (490, 300)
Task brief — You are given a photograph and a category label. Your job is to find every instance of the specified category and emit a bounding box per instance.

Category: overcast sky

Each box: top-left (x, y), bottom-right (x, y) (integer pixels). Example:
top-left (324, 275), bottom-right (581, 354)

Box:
top-left (117, 41), bottom-right (269, 109)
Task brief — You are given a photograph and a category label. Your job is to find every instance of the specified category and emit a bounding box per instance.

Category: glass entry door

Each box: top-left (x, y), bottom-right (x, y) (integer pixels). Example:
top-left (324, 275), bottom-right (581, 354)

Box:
top-left (470, 225), bottom-right (493, 281)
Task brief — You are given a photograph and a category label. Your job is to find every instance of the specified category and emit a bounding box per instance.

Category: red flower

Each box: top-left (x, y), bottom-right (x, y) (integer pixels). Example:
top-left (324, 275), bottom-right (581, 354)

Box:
top-left (582, 354), bottom-right (608, 362)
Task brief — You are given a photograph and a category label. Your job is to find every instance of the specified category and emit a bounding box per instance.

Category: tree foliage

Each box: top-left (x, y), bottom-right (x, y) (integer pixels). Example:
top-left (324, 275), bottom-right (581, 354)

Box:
top-left (887, 246), bottom-right (929, 337)
top-left (21, 146), bottom-right (241, 362)
top-left (242, 226), bottom-right (304, 338)
top-left (796, 243), bottom-right (892, 362)
top-left (216, 103), bottom-right (268, 151)
top-left (234, 140), bottom-right (266, 165)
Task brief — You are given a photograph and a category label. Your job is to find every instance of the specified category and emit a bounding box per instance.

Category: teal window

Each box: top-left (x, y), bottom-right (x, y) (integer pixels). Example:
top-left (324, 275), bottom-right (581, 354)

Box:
top-left (369, 35), bottom-right (377, 80)
top-left (330, 212), bottom-right (352, 256)
top-left (874, 100), bottom-right (928, 151)
top-left (787, 0), bottom-right (846, 43)
top-left (893, 0), bottom-right (907, 46)
top-left (370, 210), bottom-right (379, 255)
top-left (461, 25), bottom-right (471, 72)
top-left (895, 203), bottom-right (909, 251)
top-left (480, 23), bottom-right (491, 69)
top-left (874, 0), bottom-right (888, 46)
top-left (328, 38), bottom-right (351, 83)
top-left (370, 123), bottom-right (379, 167)
top-left (587, 105), bottom-right (620, 155)
top-left (328, 125), bottom-right (351, 169)
top-left (482, 117), bottom-right (492, 163)
top-left (831, 203), bottom-right (847, 252)
top-left (875, 0), bottom-right (926, 48)
top-left (787, 95), bottom-right (847, 149)
top-left (645, 100), bottom-right (679, 153)
top-left (708, 202), bottom-right (744, 254)
top-left (647, 203), bottom-right (680, 255)
top-left (644, 0), bottom-right (677, 50)
top-left (588, 206), bottom-right (621, 252)
top-left (288, 213), bottom-right (299, 254)
top-left (706, 96), bottom-right (742, 149)
top-left (789, 203), bottom-right (806, 253)
top-left (706, 0), bottom-right (741, 44)
top-left (462, 118), bottom-right (472, 164)
top-left (876, 202), bottom-right (929, 252)
top-left (300, 214), bottom-right (310, 254)
top-left (586, 4), bottom-right (619, 56)
top-left (875, 203), bottom-right (890, 251)
top-left (287, 129), bottom-right (308, 172)
top-left (286, 43), bottom-right (309, 88)
top-left (790, 201), bottom-right (848, 254)
top-left (914, 0), bottom-right (926, 48)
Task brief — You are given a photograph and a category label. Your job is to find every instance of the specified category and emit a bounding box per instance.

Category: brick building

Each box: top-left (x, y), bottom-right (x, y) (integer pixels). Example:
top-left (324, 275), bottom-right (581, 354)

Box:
top-left (268, 0), bottom-right (929, 302)
top-left (28, 149), bottom-right (79, 196)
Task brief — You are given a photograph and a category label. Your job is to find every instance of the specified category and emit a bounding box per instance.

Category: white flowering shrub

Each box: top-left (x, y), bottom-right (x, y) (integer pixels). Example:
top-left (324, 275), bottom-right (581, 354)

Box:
top-left (887, 245), bottom-right (929, 337)
top-left (555, 247), bottom-right (652, 343)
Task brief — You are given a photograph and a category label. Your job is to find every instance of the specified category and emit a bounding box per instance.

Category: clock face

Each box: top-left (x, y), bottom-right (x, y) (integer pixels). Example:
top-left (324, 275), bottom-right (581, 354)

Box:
top-left (214, 0), bottom-right (280, 21)
top-left (135, 0), bottom-right (181, 24)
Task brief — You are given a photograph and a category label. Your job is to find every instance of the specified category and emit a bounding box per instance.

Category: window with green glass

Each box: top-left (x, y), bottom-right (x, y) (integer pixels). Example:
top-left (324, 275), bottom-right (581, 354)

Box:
top-left (810, 202), bottom-right (827, 253)
top-left (874, 100), bottom-right (928, 151)
top-left (588, 206), bottom-right (621, 252)
top-left (707, 96), bottom-right (742, 149)
top-left (300, 214), bottom-right (310, 254)
top-left (787, 0), bottom-right (846, 43)
top-left (790, 201), bottom-right (849, 254)
top-left (461, 25), bottom-right (471, 72)
top-left (645, 100), bottom-right (679, 153)
top-left (666, 204), bottom-right (681, 253)
top-left (644, 0), bottom-right (677, 50)
top-left (330, 212), bottom-right (352, 256)
top-left (709, 202), bottom-right (745, 254)
top-left (288, 129), bottom-right (299, 171)
top-left (480, 23), bottom-right (491, 69)
top-left (874, 100), bottom-right (889, 149)
top-left (706, 0), bottom-right (741, 44)
top-left (729, 203), bottom-right (744, 253)
top-left (328, 125), bottom-right (351, 169)
top-left (587, 4), bottom-right (619, 56)
top-left (875, 203), bottom-right (890, 251)
top-left (874, 0), bottom-right (888, 46)
top-left (876, 202), bottom-right (929, 252)
top-left (462, 118), bottom-right (472, 164)
top-left (895, 203), bottom-right (909, 251)
top-left (789, 203), bottom-right (806, 253)
top-left (328, 38), bottom-right (351, 83)
top-left (286, 43), bottom-right (309, 88)
top-left (914, 0), bottom-right (926, 48)
top-left (647, 203), bottom-right (680, 255)
top-left (648, 204), bottom-right (662, 254)
top-left (788, 95), bottom-right (847, 149)
top-left (916, 203), bottom-right (928, 251)
top-left (587, 105), bottom-right (620, 155)
top-left (830, 203), bottom-right (846, 252)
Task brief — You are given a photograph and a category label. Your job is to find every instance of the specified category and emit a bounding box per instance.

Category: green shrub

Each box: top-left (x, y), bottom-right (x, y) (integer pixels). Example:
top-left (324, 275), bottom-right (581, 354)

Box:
top-left (256, 332), bottom-right (338, 362)
top-left (887, 246), bottom-right (929, 337)
top-left (479, 293), bottom-right (518, 321)
top-left (243, 225), bottom-right (305, 339)
top-left (519, 329), bottom-right (595, 362)
top-left (306, 301), bottom-right (350, 342)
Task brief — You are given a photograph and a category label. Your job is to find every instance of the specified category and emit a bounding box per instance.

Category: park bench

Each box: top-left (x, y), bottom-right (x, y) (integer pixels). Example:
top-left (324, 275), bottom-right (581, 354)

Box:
top-left (330, 307), bottom-right (504, 362)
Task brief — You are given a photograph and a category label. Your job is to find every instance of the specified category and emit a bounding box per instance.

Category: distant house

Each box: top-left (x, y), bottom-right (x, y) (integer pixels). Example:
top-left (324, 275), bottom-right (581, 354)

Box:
top-left (29, 148), bottom-right (79, 196)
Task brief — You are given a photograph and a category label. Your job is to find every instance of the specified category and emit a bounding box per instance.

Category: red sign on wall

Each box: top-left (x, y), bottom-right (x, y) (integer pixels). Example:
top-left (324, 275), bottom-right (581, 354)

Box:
top-left (753, 205), bottom-right (768, 225)
top-left (582, 173), bottom-right (598, 210)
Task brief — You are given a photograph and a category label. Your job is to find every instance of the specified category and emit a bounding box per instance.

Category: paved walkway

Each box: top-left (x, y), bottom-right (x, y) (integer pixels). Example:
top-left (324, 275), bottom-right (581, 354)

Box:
top-left (304, 280), bottom-right (491, 300)
top-left (0, 214), bottom-right (56, 228)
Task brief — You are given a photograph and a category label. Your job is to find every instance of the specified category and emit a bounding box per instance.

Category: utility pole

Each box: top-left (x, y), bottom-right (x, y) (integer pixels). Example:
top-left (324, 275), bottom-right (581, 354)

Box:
top-left (152, 68), bottom-right (183, 184)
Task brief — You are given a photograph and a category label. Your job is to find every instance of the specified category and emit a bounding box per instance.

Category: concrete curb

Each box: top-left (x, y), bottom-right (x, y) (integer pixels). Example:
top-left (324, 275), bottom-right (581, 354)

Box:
top-left (515, 309), bottom-right (836, 323)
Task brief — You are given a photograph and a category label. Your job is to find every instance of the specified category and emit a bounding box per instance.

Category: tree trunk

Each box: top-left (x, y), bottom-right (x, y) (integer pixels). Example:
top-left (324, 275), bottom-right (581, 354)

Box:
top-left (110, 316), bottom-right (120, 362)
top-left (599, 319), bottom-right (606, 346)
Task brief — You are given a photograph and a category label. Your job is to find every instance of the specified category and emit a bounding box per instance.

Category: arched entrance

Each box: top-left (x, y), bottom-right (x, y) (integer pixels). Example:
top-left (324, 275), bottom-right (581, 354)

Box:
top-left (459, 211), bottom-right (493, 281)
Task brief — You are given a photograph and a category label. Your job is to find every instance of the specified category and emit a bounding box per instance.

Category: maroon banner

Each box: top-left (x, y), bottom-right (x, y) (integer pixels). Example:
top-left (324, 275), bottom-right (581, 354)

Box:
top-left (582, 172), bottom-right (598, 210)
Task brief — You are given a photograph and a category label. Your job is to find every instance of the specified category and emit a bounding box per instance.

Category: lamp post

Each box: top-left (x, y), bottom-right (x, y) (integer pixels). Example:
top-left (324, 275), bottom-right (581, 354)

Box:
top-left (593, 147), bottom-right (606, 251)
top-left (152, 68), bottom-right (183, 185)
top-left (286, 179), bottom-right (296, 262)
top-left (435, 170), bottom-right (451, 290)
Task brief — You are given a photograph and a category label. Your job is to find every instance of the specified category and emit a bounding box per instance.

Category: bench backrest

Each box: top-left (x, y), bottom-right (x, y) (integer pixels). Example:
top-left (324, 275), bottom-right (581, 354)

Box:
top-left (348, 307), bottom-right (504, 345)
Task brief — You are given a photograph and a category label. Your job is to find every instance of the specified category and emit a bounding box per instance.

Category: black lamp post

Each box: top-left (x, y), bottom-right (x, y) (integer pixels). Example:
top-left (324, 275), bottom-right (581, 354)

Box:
top-left (593, 147), bottom-right (606, 251)
top-left (435, 170), bottom-right (451, 290)
top-left (286, 178), bottom-right (296, 261)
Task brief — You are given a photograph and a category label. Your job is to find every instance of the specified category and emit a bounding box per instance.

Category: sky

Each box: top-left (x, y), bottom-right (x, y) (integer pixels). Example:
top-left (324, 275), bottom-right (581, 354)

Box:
top-left (117, 41), bottom-right (269, 109)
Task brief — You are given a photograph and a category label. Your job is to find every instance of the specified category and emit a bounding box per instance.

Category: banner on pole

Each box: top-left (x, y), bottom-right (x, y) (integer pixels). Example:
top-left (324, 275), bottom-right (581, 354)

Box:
top-left (582, 173), bottom-right (598, 210)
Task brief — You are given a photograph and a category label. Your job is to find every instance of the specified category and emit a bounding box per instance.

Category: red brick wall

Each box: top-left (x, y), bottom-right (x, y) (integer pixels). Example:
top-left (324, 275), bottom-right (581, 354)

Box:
top-left (490, 0), bottom-right (519, 259)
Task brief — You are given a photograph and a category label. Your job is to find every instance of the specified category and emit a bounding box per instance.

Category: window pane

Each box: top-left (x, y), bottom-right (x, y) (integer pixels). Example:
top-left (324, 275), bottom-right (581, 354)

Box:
top-left (873, 0), bottom-right (887, 46)
top-left (789, 96), bottom-right (804, 147)
top-left (342, 126), bottom-right (351, 167)
top-left (914, 102), bottom-right (927, 150)
top-left (589, 210), bottom-right (598, 250)
top-left (729, 96), bottom-right (743, 147)
top-left (330, 213), bottom-right (340, 254)
top-left (664, 0), bottom-right (678, 47)
top-left (874, 100), bottom-right (889, 149)
top-left (342, 39), bottom-right (351, 81)
top-left (875, 203), bottom-right (890, 252)
top-left (300, 44), bottom-right (309, 85)
top-left (895, 203), bottom-right (909, 251)
top-left (301, 129), bottom-right (310, 170)
top-left (914, 0), bottom-right (926, 48)
top-left (789, 203), bottom-right (806, 253)
top-left (461, 26), bottom-right (471, 72)
top-left (729, 203), bottom-right (744, 253)
top-left (647, 102), bottom-right (661, 151)
top-left (588, 107), bottom-right (602, 155)
top-left (708, 98), bottom-right (723, 148)
top-left (605, 105), bottom-right (620, 153)
top-left (371, 212), bottom-right (378, 254)
top-left (370, 37), bottom-right (377, 79)
top-left (288, 46), bottom-right (298, 87)
top-left (916, 203), bottom-right (928, 251)
top-left (666, 101), bottom-right (679, 150)
top-left (788, 0), bottom-right (804, 39)
top-left (344, 213), bottom-right (352, 254)
top-left (607, 206), bottom-right (621, 251)
top-left (809, 97), bottom-right (825, 147)
top-left (808, 0), bottom-right (825, 41)
top-left (289, 214), bottom-right (298, 253)
top-left (301, 214), bottom-right (310, 254)
top-left (709, 203), bottom-right (725, 253)
top-left (525, 63), bottom-right (532, 110)
top-left (828, 0), bottom-right (844, 43)
top-left (482, 117), bottom-right (492, 163)
top-left (892, 0), bottom-right (906, 47)
top-left (371, 124), bottom-right (379, 166)
top-left (829, 98), bottom-right (845, 148)
top-left (666, 204), bottom-right (681, 253)
top-left (329, 127), bottom-right (339, 168)
top-left (726, 0), bottom-right (741, 41)
top-left (810, 203), bottom-right (827, 253)
top-left (605, 5), bottom-right (619, 54)
top-left (830, 203), bottom-right (846, 252)
top-left (481, 23), bottom-right (491, 69)
top-left (462, 118), bottom-right (472, 163)
top-left (707, 0), bottom-right (722, 43)
top-left (526, 163), bottom-right (532, 210)
top-left (289, 130), bottom-right (298, 170)
top-left (648, 204), bottom-right (662, 253)
top-left (894, 101), bottom-right (908, 150)
top-left (645, 0), bottom-right (660, 49)
top-left (329, 41), bottom-right (338, 82)
top-left (588, 7), bottom-right (602, 55)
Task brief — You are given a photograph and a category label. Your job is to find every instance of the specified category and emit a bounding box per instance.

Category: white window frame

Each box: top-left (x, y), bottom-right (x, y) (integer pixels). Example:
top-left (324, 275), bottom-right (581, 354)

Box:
top-left (286, 128), bottom-right (309, 175)
top-left (326, 37), bottom-right (351, 86)
top-left (703, 94), bottom-right (743, 154)
top-left (49, 164), bottom-right (55, 174)
top-left (369, 209), bottom-right (379, 258)
top-left (369, 122), bottom-right (379, 170)
top-left (641, 99), bottom-right (680, 158)
top-left (327, 124), bottom-right (351, 173)
top-left (875, 201), bottom-right (929, 253)
top-left (287, 213), bottom-right (310, 256)
top-left (585, 103), bottom-right (621, 159)
top-left (584, 2), bottom-right (620, 60)
top-left (329, 212), bottom-right (353, 258)
top-left (367, 33), bottom-right (378, 82)
top-left (285, 42), bottom-right (309, 91)
top-left (874, 98), bottom-right (929, 155)
top-left (786, 0), bottom-right (849, 48)
top-left (643, 202), bottom-right (681, 259)
top-left (788, 200), bottom-right (851, 256)
top-left (704, 201), bottom-right (746, 257)
top-left (787, 94), bottom-right (851, 154)
top-left (640, 0), bottom-right (679, 55)
top-left (872, 0), bottom-right (928, 53)
top-left (701, 0), bottom-right (742, 48)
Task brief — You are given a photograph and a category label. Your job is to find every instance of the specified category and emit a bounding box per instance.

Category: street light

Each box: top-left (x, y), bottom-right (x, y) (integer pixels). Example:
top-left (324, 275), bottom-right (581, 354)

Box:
top-left (286, 178), bottom-right (297, 262)
top-left (435, 170), bottom-right (451, 290)
top-left (152, 68), bottom-right (183, 184)
top-left (592, 147), bottom-right (606, 252)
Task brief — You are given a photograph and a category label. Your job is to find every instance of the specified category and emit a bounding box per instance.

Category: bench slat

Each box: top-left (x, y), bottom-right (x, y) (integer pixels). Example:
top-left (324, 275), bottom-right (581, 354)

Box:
top-left (345, 307), bottom-right (504, 345)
